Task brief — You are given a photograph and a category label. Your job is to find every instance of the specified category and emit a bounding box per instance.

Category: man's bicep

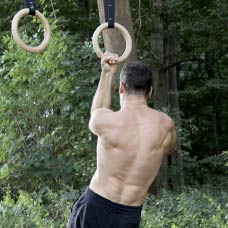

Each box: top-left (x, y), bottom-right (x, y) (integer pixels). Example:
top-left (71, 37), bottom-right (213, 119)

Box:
top-left (89, 108), bottom-right (112, 136)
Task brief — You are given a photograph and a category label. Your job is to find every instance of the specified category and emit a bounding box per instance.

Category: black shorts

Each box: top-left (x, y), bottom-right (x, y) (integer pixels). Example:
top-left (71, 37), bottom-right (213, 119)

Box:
top-left (67, 187), bottom-right (143, 228)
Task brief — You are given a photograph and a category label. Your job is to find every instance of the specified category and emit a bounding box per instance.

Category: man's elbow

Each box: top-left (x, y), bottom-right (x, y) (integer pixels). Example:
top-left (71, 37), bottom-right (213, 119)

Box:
top-left (89, 118), bottom-right (95, 134)
top-left (166, 133), bottom-right (177, 155)
top-left (89, 117), bottom-right (100, 136)
top-left (170, 144), bottom-right (177, 154)
top-left (165, 147), bottom-right (176, 156)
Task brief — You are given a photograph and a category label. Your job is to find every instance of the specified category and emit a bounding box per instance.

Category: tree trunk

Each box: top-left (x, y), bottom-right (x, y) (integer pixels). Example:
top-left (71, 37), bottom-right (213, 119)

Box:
top-left (205, 51), bottom-right (221, 155)
top-left (77, 0), bottom-right (90, 16)
top-left (150, 1), bottom-right (184, 193)
top-left (166, 23), bottom-right (184, 190)
top-left (150, 0), bottom-right (168, 193)
top-left (96, 0), bottom-right (137, 62)
top-left (212, 95), bottom-right (220, 154)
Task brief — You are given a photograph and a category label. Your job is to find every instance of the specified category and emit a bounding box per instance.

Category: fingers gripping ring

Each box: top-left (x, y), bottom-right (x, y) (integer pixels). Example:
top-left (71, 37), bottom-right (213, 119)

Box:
top-left (92, 22), bottom-right (132, 63)
top-left (11, 9), bottom-right (51, 53)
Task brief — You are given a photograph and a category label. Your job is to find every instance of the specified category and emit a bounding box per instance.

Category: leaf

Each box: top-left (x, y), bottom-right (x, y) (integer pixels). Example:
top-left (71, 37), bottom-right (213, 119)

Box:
top-left (0, 164), bottom-right (9, 179)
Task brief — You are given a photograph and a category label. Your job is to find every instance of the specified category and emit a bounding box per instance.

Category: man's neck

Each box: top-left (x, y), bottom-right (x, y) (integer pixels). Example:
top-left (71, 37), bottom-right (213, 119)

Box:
top-left (121, 94), bottom-right (148, 109)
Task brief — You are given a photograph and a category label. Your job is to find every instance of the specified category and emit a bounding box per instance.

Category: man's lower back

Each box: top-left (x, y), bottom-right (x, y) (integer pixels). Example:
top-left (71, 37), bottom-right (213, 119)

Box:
top-left (67, 187), bottom-right (142, 228)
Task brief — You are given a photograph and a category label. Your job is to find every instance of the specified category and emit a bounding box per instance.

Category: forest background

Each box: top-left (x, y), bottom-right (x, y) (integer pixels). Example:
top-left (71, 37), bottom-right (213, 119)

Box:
top-left (0, 0), bottom-right (227, 227)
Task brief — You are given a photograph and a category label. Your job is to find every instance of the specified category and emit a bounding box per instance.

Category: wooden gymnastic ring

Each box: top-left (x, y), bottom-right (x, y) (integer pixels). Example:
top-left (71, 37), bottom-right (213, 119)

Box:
top-left (92, 22), bottom-right (132, 63)
top-left (11, 9), bottom-right (51, 53)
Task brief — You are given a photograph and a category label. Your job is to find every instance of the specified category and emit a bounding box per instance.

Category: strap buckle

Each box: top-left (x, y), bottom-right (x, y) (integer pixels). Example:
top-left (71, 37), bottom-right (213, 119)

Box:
top-left (104, 0), bottom-right (115, 28)
top-left (24, 0), bottom-right (36, 15)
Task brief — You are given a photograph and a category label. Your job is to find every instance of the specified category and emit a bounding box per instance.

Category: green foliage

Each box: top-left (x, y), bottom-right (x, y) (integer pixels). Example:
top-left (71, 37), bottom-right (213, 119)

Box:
top-left (0, 1), bottom-right (227, 226)
top-left (141, 186), bottom-right (228, 228)
top-left (0, 16), bottom-right (99, 193)
top-left (186, 151), bottom-right (228, 185)
top-left (132, 0), bottom-right (228, 157)
top-left (0, 164), bottom-right (9, 179)
top-left (174, 0), bottom-right (228, 155)
top-left (0, 187), bottom-right (77, 228)
top-left (0, 186), bottom-right (227, 228)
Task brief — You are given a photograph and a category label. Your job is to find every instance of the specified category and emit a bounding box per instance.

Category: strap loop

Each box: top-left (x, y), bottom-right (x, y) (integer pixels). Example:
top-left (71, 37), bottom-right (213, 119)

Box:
top-left (24, 0), bottom-right (36, 15)
top-left (103, 0), bottom-right (115, 28)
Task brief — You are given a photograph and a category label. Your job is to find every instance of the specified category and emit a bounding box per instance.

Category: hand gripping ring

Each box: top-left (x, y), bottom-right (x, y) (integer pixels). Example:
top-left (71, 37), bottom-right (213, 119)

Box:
top-left (11, 9), bottom-right (51, 53)
top-left (92, 22), bottom-right (132, 63)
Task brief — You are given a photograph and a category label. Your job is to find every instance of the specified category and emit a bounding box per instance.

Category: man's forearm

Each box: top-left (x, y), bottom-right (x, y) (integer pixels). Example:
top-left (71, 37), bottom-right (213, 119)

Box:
top-left (91, 71), bottom-right (114, 113)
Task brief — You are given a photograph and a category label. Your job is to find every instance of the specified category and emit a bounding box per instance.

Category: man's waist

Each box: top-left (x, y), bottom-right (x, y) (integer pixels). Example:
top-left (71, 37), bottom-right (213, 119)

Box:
top-left (85, 187), bottom-right (143, 213)
top-left (89, 175), bottom-right (145, 207)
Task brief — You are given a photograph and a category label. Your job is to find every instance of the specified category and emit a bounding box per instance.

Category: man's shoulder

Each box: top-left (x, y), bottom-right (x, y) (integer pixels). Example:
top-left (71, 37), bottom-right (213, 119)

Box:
top-left (89, 108), bottom-right (117, 136)
top-left (90, 108), bottom-right (116, 126)
top-left (92, 108), bottom-right (113, 116)
top-left (150, 109), bottom-right (175, 127)
top-left (150, 110), bottom-right (176, 154)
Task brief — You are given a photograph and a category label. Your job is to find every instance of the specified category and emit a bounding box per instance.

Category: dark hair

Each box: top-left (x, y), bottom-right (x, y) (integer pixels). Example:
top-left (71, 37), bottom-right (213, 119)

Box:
top-left (120, 62), bottom-right (153, 97)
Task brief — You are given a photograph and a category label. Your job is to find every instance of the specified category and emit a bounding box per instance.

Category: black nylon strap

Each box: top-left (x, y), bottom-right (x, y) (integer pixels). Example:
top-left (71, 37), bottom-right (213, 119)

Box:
top-left (24, 0), bottom-right (36, 15)
top-left (103, 0), bottom-right (115, 28)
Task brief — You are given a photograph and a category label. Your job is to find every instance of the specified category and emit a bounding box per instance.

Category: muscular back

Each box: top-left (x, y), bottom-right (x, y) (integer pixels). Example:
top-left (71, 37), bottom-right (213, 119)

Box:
top-left (89, 106), bottom-right (176, 206)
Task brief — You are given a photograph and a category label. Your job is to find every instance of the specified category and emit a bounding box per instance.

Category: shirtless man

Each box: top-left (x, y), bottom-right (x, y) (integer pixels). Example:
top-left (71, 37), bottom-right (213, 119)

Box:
top-left (67, 53), bottom-right (176, 228)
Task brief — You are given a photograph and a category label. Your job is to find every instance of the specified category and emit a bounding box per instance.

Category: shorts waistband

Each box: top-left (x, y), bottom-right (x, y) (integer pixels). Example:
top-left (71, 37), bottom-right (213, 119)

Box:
top-left (84, 187), bottom-right (143, 213)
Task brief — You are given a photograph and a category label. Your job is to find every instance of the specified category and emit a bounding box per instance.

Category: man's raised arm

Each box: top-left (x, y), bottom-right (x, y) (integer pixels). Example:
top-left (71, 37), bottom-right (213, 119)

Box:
top-left (89, 53), bottom-right (118, 135)
top-left (90, 53), bottom-right (119, 114)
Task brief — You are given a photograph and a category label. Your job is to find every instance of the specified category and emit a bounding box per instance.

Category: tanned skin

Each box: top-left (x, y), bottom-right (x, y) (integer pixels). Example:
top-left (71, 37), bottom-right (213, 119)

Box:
top-left (89, 53), bottom-right (176, 206)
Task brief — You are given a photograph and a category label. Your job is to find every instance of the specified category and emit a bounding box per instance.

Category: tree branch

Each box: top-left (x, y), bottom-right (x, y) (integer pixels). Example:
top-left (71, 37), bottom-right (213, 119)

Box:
top-left (164, 56), bottom-right (215, 72)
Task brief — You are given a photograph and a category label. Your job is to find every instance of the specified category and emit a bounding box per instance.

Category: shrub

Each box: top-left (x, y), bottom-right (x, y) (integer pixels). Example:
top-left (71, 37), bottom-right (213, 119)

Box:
top-left (1, 185), bottom-right (227, 228)
top-left (140, 186), bottom-right (228, 228)
top-left (0, 187), bottom-right (80, 228)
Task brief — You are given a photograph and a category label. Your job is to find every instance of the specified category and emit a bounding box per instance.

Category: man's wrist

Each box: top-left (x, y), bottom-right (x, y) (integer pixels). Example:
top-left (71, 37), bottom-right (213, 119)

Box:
top-left (101, 70), bottom-right (114, 78)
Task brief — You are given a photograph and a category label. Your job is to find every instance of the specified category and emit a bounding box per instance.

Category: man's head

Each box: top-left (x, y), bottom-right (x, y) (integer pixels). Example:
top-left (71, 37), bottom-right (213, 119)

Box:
top-left (119, 62), bottom-right (153, 99)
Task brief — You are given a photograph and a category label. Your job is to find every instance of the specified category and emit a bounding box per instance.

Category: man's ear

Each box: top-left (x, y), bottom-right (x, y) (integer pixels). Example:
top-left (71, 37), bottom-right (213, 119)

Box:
top-left (149, 87), bottom-right (153, 97)
top-left (119, 82), bottom-right (125, 94)
top-left (146, 87), bottom-right (153, 99)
